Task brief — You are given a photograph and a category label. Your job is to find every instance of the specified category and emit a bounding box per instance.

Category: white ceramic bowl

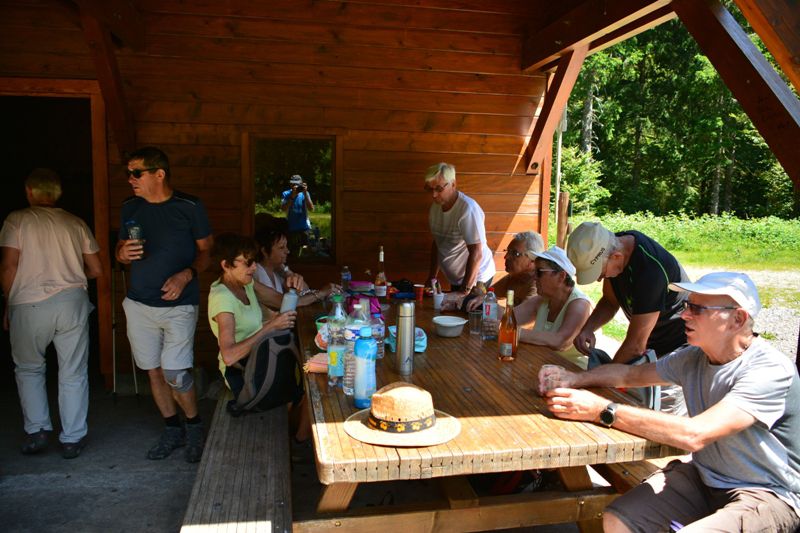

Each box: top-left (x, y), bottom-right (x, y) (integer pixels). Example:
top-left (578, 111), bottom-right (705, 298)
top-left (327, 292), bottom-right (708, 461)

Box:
top-left (432, 315), bottom-right (468, 337)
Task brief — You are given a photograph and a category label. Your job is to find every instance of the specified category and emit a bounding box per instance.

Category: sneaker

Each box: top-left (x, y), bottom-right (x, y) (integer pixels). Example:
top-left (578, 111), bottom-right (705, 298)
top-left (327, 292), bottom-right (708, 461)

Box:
top-left (184, 422), bottom-right (204, 463)
top-left (146, 426), bottom-right (186, 460)
top-left (21, 429), bottom-right (50, 455)
top-left (61, 439), bottom-right (86, 459)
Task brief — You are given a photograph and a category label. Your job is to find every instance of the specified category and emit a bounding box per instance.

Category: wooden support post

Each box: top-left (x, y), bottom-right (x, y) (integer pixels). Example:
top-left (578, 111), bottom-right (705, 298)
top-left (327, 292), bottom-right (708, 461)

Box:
top-left (557, 191), bottom-right (571, 249)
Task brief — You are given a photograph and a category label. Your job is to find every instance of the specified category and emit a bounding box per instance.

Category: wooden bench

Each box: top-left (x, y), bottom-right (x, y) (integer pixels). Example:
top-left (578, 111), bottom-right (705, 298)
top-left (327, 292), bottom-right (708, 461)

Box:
top-left (181, 389), bottom-right (293, 533)
top-left (593, 455), bottom-right (690, 494)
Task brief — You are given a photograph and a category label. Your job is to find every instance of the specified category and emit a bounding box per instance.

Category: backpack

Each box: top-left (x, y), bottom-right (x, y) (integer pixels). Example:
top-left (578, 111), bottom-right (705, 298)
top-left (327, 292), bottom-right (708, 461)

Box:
top-left (225, 329), bottom-right (304, 416)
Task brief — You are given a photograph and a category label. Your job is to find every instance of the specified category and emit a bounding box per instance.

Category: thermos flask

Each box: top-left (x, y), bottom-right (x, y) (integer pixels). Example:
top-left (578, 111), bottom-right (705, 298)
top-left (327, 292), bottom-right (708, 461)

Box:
top-left (396, 302), bottom-right (415, 376)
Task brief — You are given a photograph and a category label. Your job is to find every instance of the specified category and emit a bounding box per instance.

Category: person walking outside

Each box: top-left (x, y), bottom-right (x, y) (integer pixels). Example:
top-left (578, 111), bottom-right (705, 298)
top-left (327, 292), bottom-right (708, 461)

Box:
top-left (0, 168), bottom-right (102, 459)
top-left (115, 147), bottom-right (213, 463)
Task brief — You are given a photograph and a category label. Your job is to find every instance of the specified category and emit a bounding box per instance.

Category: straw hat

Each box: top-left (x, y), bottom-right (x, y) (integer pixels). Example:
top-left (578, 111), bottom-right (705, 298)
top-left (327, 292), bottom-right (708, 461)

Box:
top-left (344, 382), bottom-right (461, 447)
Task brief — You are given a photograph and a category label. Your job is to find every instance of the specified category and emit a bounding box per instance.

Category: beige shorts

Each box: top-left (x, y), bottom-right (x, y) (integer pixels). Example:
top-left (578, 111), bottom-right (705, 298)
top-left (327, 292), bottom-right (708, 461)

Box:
top-left (606, 460), bottom-right (799, 532)
top-left (123, 298), bottom-right (198, 371)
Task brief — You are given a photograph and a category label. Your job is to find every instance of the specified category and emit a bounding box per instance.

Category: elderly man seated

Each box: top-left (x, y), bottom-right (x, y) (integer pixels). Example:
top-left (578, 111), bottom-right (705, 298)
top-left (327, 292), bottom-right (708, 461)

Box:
top-left (539, 272), bottom-right (800, 533)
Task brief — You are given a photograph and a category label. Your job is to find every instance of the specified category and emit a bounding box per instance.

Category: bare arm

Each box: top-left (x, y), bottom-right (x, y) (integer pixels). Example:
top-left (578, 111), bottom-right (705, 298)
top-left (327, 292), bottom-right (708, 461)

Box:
top-left (1, 246), bottom-right (19, 300)
top-left (213, 310), bottom-right (296, 366)
top-left (253, 280), bottom-right (284, 310)
top-left (520, 298), bottom-right (591, 351)
top-left (83, 252), bottom-right (103, 279)
top-left (574, 280), bottom-right (620, 355)
top-left (304, 191), bottom-right (314, 211)
top-left (613, 311), bottom-right (660, 363)
top-left (546, 385), bottom-right (755, 453)
top-left (461, 242), bottom-right (482, 293)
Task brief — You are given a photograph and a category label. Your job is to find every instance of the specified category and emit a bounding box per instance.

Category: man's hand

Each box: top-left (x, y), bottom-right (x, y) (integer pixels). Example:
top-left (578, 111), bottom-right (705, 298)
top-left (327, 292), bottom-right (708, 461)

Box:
top-left (118, 239), bottom-right (144, 263)
top-left (545, 387), bottom-right (608, 423)
top-left (161, 269), bottom-right (191, 301)
top-left (573, 328), bottom-right (597, 355)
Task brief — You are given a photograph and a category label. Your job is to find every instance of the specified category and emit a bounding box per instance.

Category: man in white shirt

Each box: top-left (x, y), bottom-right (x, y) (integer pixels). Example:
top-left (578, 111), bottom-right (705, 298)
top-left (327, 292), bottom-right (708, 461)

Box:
top-left (425, 162), bottom-right (495, 294)
top-left (0, 168), bottom-right (102, 459)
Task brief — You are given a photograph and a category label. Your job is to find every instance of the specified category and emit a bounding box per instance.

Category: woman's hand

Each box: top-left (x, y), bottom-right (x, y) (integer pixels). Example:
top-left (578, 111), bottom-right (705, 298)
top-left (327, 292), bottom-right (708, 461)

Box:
top-left (465, 296), bottom-right (482, 312)
top-left (264, 310), bottom-right (297, 332)
top-left (321, 282), bottom-right (341, 297)
top-left (284, 272), bottom-right (306, 290)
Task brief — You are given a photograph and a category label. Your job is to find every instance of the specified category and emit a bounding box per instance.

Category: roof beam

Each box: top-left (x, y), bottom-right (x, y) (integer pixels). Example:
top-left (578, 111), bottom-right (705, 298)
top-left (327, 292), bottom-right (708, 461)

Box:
top-left (522, 0), bottom-right (671, 73)
top-left (674, 0), bottom-right (800, 187)
top-left (80, 10), bottom-right (136, 155)
top-left (512, 45), bottom-right (588, 176)
top-left (732, 0), bottom-right (800, 93)
top-left (73, 0), bottom-right (145, 51)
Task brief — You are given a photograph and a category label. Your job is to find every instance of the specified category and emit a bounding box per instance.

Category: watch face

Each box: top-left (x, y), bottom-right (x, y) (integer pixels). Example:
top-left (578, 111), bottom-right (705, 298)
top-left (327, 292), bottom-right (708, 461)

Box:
top-left (601, 403), bottom-right (617, 426)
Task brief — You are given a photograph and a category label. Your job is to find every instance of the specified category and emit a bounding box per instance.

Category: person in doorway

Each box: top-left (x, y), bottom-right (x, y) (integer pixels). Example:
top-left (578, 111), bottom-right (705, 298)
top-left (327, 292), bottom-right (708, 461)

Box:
top-left (0, 168), bottom-right (102, 458)
top-left (540, 272), bottom-right (800, 533)
top-left (281, 174), bottom-right (314, 256)
top-left (567, 221), bottom-right (689, 414)
top-left (115, 147), bottom-right (213, 463)
top-left (425, 162), bottom-right (495, 294)
top-left (514, 246), bottom-right (592, 369)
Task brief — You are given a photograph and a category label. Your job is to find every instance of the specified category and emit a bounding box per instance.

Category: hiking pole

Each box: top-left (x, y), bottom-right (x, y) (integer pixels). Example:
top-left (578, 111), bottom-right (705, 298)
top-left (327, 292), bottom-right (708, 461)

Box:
top-left (120, 267), bottom-right (140, 401)
top-left (111, 262), bottom-right (118, 404)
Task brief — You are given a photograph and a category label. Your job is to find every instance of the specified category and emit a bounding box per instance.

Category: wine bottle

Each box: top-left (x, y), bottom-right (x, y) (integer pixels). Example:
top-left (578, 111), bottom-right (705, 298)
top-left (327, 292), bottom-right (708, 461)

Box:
top-left (374, 245), bottom-right (387, 298)
top-left (498, 290), bottom-right (518, 362)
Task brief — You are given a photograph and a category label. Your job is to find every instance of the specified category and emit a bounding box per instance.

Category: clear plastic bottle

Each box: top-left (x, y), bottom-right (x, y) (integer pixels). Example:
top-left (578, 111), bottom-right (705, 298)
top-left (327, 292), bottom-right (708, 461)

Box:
top-left (279, 288), bottom-right (299, 313)
top-left (370, 312), bottom-right (385, 359)
top-left (481, 288), bottom-right (499, 341)
top-left (343, 303), bottom-right (367, 396)
top-left (354, 326), bottom-right (377, 408)
top-left (327, 294), bottom-right (347, 388)
top-left (341, 265), bottom-right (352, 292)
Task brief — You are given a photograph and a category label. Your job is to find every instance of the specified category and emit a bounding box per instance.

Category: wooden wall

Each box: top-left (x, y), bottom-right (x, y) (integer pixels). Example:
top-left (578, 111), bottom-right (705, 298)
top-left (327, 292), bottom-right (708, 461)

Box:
top-left (0, 0), bottom-right (548, 370)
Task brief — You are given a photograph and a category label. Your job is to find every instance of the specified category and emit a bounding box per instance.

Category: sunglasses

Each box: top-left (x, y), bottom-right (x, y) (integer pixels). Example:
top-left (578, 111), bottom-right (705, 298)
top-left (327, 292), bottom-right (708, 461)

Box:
top-left (682, 301), bottom-right (739, 315)
top-left (535, 268), bottom-right (557, 277)
top-left (424, 182), bottom-right (450, 194)
top-left (126, 167), bottom-right (159, 179)
top-left (234, 257), bottom-right (257, 267)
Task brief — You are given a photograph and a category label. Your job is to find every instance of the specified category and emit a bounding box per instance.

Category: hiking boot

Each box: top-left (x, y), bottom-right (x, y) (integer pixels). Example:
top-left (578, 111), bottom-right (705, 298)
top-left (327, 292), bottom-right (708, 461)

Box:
top-left (146, 426), bottom-right (186, 460)
top-left (184, 422), bottom-right (204, 463)
top-left (21, 429), bottom-right (50, 455)
top-left (61, 439), bottom-right (86, 459)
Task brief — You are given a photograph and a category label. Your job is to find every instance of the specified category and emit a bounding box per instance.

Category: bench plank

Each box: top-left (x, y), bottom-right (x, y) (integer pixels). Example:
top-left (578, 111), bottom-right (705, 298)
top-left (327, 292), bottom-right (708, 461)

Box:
top-left (593, 455), bottom-right (689, 495)
top-left (182, 390), bottom-right (292, 533)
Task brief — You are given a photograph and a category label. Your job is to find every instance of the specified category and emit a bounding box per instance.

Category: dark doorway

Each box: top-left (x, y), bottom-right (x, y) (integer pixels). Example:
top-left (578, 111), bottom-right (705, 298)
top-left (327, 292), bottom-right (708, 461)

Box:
top-left (0, 96), bottom-right (99, 384)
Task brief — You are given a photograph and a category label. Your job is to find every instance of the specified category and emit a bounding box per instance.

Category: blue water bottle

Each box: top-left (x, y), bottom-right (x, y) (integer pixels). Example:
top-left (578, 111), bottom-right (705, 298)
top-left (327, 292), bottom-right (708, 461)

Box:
top-left (353, 326), bottom-right (377, 408)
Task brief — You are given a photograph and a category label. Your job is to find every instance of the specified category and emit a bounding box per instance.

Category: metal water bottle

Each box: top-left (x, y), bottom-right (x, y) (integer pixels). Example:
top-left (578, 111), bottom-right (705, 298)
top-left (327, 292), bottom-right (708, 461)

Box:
top-left (395, 302), bottom-right (415, 376)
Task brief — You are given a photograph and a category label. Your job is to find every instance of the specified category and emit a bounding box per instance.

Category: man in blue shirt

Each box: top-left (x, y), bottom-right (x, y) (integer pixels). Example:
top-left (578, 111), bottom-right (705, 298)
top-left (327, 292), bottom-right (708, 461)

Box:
top-left (281, 174), bottom-right (314, 255)
top-left (115, 147), bottom-right (213, 463)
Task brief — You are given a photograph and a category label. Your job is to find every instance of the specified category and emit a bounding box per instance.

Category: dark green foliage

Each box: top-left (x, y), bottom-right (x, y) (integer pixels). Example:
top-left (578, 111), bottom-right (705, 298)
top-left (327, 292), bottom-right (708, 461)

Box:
top-left (253, 138), bottom-right (333, 207)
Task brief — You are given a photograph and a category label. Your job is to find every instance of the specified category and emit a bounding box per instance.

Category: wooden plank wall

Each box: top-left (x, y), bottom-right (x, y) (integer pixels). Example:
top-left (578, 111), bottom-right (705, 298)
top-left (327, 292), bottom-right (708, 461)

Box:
top-left (0, 0), bottom-right (548, 369)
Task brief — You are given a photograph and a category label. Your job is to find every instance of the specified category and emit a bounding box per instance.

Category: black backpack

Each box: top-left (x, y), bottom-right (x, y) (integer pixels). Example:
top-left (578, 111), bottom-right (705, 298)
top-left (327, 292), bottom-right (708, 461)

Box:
top-left (225, 330), bottom-right (304, 416)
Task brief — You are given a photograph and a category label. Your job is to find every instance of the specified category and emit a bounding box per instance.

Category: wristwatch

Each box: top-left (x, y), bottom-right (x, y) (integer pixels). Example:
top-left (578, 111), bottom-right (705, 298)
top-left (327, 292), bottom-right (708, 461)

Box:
top-left (599, 402), bottom-right (618, 427)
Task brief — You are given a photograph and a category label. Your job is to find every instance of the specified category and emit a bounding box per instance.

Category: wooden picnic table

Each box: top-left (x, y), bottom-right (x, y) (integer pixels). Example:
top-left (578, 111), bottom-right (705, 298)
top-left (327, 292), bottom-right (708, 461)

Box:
top-left (294, 300), bottom-right (680, 532)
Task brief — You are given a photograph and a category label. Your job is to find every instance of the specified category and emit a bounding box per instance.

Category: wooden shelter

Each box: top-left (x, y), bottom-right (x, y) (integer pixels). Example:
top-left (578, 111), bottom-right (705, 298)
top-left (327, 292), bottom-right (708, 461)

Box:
top-left (0, 0), bottom-right (797, 382)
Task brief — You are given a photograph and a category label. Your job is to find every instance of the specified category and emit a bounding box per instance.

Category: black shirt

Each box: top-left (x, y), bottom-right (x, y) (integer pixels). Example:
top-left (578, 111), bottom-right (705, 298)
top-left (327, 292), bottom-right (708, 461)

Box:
top-left (610, 231), bottom-right (689, 356)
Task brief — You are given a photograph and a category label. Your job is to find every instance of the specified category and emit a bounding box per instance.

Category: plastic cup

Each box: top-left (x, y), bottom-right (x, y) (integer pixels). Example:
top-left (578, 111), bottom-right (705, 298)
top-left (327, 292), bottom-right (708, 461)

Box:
top-left (468, 309), bottom-right (482, 334)
top-left (413, 284), bottom-right (425, 302)
top-left (540, 364), bottom-right (565, 393)
top-left (433, 292), bottom-right (445, 310)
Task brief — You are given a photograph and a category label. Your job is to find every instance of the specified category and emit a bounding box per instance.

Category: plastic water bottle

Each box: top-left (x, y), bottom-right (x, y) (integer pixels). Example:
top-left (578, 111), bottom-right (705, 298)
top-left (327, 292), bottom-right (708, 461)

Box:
top-left (481, 288), bottom-right (499, 341)
top-left (125, 220), bottom-right (145, 260)
top-left (341, 265), bottom-right (351, 292)
top-left (343, 303), bottom-right (367, 396)
top-left (371, 313), bottom-right (385, 359)
top-left (354, 326), bottom-right (377, 408)
top-left (279, 288), bottom-right (299, 313)
top-left (327, 294), bottom-right (347, 388)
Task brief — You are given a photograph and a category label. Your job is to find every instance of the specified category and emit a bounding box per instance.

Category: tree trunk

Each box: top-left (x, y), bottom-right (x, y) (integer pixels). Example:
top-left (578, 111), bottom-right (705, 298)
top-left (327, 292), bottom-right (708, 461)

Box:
top-left (580, 69), bottom-right (595, 154)
top-left (722, 144), bottom-right (734, 213)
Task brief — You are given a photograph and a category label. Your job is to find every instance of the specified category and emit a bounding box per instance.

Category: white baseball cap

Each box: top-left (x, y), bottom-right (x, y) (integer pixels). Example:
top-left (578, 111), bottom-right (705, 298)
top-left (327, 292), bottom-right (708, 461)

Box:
top-left (566, 221), bottom-right (616, 285)
top-left (532, 246), bottom-right (576, 277)
top-left (669, 272), bottom-right (761, 318)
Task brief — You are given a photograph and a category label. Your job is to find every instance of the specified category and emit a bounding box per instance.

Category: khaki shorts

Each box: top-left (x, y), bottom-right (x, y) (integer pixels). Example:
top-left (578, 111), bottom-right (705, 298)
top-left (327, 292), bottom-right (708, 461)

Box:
top-left (606, 460), bottom-right (799, 532)
top-left (123, 298), bottom-right (198, 371)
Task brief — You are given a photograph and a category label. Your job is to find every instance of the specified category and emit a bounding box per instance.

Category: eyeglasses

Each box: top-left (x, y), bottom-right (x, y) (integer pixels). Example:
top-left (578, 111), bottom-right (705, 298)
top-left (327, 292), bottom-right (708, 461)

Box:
top-left (126, 167), bottom-right (159, 179)
top-left (234, 257), bottom-right (257, 267)
top-left (682, 301), bottom-right (739, 315)
top-left (535, 268), bottom-right (557, 277)
top-left (424, 182), bottom-right (450, 194)
top-left (504, 249), bottom-right (525, 258)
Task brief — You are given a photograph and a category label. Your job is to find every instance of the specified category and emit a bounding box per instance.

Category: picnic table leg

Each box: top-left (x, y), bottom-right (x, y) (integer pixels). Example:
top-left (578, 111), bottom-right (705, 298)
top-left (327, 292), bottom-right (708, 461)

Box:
top-left (316, 482), bottom-right (359, 513)
top-left (558, 466), bottom-right (604, 533)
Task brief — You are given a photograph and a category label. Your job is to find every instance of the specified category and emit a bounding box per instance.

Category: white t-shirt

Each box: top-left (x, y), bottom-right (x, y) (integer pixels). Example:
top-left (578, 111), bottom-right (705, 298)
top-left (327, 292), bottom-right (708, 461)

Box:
top-left (429, 192), bottom-right (495, 286)
top-left (253, 263), bottom-right (284, 294)
top-left (0, 206), bottom-right (99, 305)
